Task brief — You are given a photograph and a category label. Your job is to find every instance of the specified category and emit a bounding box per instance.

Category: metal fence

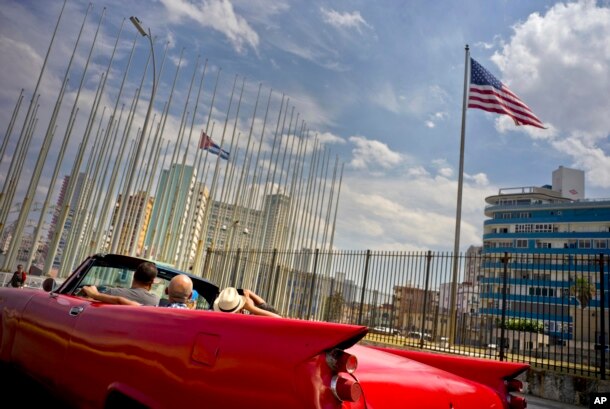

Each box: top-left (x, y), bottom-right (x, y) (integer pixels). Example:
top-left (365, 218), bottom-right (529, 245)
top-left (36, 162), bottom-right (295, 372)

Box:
top-left (203, 248), bottom-right (610, 379)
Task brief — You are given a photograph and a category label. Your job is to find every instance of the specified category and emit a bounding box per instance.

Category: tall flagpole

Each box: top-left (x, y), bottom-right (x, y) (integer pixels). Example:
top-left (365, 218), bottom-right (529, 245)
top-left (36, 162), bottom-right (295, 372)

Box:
top-left (0, 89), bottom-right (24, 171)
top-left (0, 0), bottom-right (67, 223)
top-left (448, 44), bottom-right (470, 344)
top-left (109, 16), bottom-right (157, 254)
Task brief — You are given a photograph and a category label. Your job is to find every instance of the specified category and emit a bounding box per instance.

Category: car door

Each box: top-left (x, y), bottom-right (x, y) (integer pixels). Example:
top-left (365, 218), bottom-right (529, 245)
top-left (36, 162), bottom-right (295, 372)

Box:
top-left (59, 303), bottom-right (203, 408)
top-left (11, 291), bottom-right (91, 391)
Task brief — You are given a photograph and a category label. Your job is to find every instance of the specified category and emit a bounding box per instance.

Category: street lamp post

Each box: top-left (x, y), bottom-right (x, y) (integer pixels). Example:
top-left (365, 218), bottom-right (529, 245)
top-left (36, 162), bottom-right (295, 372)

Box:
top-left (220, 220), bottom-right (249, 285)
top-left (221, 220), bottom-right (250, 251)
top-left (111, 16), bottom-right (156, 255)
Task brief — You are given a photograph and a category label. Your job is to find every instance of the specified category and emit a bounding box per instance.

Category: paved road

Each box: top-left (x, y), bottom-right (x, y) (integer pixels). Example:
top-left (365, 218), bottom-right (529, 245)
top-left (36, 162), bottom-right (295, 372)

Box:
top-left (525, 394), bottom-right (584, 409)
top-left (1, 365), bottom-right (586, 408)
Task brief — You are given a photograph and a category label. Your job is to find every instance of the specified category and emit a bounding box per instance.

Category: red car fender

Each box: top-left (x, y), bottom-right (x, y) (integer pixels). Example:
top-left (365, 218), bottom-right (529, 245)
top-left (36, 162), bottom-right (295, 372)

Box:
top-left (0, 288), bottom-right (40, 362)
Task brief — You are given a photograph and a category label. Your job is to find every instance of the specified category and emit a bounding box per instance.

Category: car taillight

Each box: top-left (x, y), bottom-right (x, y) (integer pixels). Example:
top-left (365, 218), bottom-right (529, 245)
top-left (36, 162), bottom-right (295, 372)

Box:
top-left (330, 374), bottom-right (362, 402)
top-left (506, 379), bottom-right (523, 393)
top-left (508, 394), bottom-right (527, 409)
top-left (325, 349), bottom-right (363, 405)
top-left (326, 349), bottom-right (358, 374)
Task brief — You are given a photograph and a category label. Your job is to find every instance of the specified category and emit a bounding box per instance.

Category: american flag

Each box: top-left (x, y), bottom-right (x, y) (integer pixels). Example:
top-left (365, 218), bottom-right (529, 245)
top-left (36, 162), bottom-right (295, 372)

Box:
top-left (468, 58), bottom-right (545, 129)
top-left (199, 131), bottom-right (230, 160)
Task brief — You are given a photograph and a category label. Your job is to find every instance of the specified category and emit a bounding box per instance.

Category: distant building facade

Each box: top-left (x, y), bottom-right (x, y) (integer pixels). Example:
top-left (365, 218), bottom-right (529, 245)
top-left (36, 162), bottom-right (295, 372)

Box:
top-left (480, 166), bottom-right (610, 348)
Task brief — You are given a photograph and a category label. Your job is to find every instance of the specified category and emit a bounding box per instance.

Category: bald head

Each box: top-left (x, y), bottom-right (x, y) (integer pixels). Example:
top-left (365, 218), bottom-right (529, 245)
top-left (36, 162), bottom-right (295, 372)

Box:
top-left (168, 274), bottom-right (193, 303)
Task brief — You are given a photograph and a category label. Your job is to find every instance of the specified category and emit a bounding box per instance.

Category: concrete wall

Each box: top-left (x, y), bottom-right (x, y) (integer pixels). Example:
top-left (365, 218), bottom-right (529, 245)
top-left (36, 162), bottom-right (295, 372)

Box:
top-left (525, 367), bottom-right (610, 407)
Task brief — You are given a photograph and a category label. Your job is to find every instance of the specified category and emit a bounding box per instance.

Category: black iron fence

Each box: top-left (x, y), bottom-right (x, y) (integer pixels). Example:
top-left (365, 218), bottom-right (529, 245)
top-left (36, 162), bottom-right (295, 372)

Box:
top-left (203, 247), bottom-right (610, 379)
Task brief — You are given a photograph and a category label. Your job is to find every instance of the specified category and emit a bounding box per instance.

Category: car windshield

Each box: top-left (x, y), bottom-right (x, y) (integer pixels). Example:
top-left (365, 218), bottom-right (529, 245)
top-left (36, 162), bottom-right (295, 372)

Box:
top-left (74, 261), bottom-right (213, 310)
top-left (78, 265), bottom-right (167, 300)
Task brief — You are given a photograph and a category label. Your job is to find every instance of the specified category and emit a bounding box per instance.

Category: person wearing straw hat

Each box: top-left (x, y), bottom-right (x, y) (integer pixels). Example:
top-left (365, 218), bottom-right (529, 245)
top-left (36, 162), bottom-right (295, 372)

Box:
top-left (213, 287), bottom-right (281, 318)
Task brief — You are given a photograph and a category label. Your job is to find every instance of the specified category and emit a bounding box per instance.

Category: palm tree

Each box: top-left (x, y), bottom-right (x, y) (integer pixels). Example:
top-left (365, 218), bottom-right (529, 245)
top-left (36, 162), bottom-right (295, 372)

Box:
top-left (570, 277), bottom-right (596, 308)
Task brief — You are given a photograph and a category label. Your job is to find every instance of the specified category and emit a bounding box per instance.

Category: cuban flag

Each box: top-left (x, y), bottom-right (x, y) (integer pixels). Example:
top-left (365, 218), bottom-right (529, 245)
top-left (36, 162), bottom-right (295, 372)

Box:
top-left (199, 131), bottom-right (230, 160)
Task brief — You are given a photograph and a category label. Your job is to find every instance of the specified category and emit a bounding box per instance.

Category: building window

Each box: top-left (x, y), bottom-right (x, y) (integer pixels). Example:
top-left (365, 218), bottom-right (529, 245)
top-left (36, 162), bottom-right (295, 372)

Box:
top-left (578, 240), bottom-right (591, 249)
top-left (593, 240), bottom-right (607, 249)
top-left (516, 239), bottom-right (528, 248)
top-left (515, 223), bottom-right (556, 233)
top-left (535, 241), bottom-right (551, 249)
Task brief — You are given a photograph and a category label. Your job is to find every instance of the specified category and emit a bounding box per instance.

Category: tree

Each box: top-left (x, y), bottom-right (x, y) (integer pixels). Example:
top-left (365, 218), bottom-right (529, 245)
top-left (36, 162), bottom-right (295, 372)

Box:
top-left (324, 292), bottom-right (345, 322)
top-left (497, 318), bottom-right (544, 333)
top-left (570, 277), bottom-right (596, 308)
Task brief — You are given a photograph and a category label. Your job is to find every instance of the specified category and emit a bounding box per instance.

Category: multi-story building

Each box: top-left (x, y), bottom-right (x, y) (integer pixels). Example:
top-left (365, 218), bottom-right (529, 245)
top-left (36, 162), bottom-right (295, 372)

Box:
top-left (177, 181), bottom-right (209, 271)
top-left (205, 200), bottom-right (260, 250)
top-left (109, 191), bottom-right (154, 256)
top-left (393, 285), bottom-right (438, 335)
top-left (261, 193), bottom-right (291, 251)
top-left (203, 193), bottom-right (293, 252)
top-left (480, 166), bottom-right (610, 350)
top-left (144, 164), bottom-right (198, 264)
top-left (45, 173), bottom-right (87, 269)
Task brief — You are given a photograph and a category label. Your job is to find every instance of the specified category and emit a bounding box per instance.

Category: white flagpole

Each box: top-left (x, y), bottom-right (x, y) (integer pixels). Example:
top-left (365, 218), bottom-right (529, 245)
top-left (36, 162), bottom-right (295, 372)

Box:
top-left (108, 18), bottom-right (159, 254)
top-left (23, 4), bottom-right (92, 273)
top-left (41, 7), bottom-right (106, 275)
top-left (176, 60), bottom-right (209, 269)
top-left (157, 55), bottom-right (200, 261)
top-left (187, 67), bottom-right (222, 269)
top-left (135, 48), bottom-right (183, 258)
top-left (448, 44), bottom-right (471, 344)
top-left (56, 17), bottom-right (124, 277)
top-left (0, 89), bottom-right (24, 171)
top-left (0, 0), bottom-right (66, 214)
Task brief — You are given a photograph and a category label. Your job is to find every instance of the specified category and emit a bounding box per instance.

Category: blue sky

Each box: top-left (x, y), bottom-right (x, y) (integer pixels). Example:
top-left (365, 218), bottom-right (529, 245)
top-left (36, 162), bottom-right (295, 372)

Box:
top-left (1, 0), bottom-right (609, 251)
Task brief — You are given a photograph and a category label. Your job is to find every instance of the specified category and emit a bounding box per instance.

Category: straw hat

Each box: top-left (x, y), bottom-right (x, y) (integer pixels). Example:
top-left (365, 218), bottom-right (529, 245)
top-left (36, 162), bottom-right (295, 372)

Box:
top-left (213, 287), bottom-right (246, 313)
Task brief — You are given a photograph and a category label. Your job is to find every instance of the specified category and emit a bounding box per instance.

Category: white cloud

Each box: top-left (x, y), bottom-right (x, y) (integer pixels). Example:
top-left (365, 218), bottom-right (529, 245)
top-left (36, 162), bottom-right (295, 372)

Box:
top-left (425, 111), bottom-right (448, 128)
top-left (316, 131), bottom-right (346, 145)
top-left (372, 82), bottom-right (450, 117)
top-left (166, 31), bottom-right (177, 49)
top-left (336, 170), bottom-right (496, 250)
top-left (320, 8), bottom-right (371, 33)
top-left (490, 0), bottom-right (610, 189)
top-left (371, 82), bottom-right (403, 114)
top-left (160, 0), bottom-right (259, 54)
top-left (437, 167), bottom-right (453, 179)
top-left (406, 166), bottom-right (429, 178)
top-left (466, 172), bottom-right (490, 186)
top-left (0, 36), bottom-right (42, 101)
top-left (552, 137), bottom-right (610, 188)
top-left (347, 136), bottom-right (402, 170)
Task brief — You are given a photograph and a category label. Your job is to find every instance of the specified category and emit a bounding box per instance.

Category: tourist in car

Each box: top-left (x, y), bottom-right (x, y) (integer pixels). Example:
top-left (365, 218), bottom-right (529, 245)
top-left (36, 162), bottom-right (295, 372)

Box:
top-left (159, 274), bottom-right (194, 309)
top-left (82, 261), bottom-right (159, 306)
top-left (213, 287), bottom-right (281, 318)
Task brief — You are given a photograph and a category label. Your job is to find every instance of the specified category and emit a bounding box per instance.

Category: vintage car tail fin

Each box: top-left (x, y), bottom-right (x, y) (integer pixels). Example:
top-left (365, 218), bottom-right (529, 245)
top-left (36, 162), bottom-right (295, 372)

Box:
top-left (370, 347), bottom-right (528, 399)
top-left (372, 347), bottom-right (528, 381)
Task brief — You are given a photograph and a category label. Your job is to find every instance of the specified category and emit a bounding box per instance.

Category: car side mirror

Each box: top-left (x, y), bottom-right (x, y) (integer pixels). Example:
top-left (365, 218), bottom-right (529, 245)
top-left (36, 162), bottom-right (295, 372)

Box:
top-left (42, 277), bottom-right (57, 292)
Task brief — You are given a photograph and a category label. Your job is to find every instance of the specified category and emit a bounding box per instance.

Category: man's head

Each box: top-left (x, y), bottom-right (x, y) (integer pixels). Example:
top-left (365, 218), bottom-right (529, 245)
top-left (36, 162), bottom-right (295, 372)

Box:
top-left (167, 274), bottom-right (193, 303)
top-left (17, 264), bottom-right (23, 271)
top-left (132, 262), bottom-right (158, 288)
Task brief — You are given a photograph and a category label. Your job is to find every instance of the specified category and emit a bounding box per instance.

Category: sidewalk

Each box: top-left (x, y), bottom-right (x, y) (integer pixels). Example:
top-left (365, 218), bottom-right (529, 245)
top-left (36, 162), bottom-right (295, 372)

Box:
top-left (525, 394), bottom-right (584, 408)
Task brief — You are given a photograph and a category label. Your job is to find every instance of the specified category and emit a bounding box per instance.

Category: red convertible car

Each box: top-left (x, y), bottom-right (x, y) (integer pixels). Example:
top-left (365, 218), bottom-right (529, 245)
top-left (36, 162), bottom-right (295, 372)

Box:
top-left (0, 253), bottom-right (528, 408)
